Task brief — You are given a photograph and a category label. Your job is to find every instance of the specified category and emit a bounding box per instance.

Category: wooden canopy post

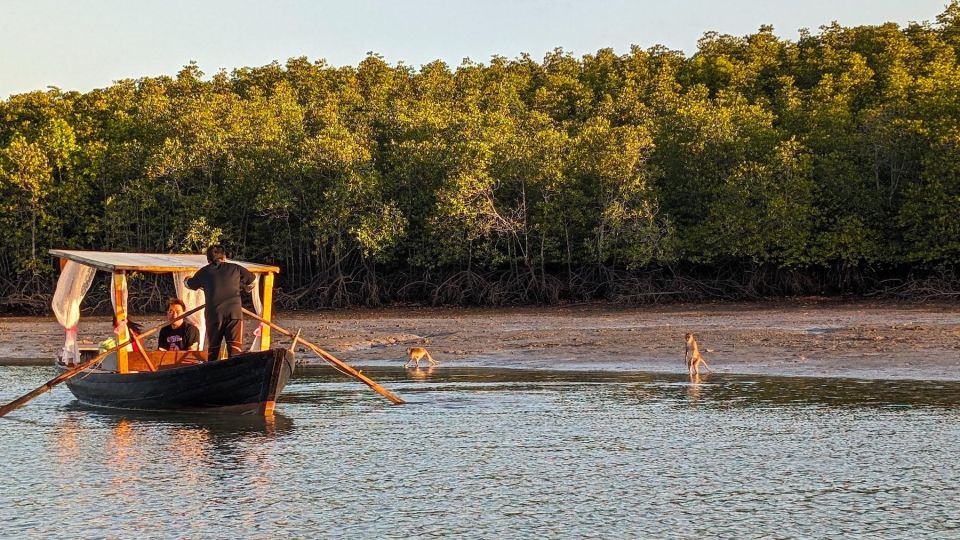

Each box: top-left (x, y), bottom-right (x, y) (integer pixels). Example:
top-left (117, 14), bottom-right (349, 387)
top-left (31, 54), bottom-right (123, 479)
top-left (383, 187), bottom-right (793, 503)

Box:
top-left (260, 272), bottom-right (274, 350)
top-left (113, 271), bottom-right (130, 373)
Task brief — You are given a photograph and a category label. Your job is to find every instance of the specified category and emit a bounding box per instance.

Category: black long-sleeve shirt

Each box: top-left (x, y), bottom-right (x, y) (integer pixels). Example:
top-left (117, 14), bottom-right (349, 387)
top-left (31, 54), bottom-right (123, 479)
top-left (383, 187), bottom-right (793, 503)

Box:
top-left (184, 261), bottom-right (255, 320)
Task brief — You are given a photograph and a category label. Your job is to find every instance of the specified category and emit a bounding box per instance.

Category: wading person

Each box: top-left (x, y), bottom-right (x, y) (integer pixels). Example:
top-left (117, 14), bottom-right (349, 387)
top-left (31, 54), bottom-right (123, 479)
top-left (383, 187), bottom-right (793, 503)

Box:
top-left (157, 298), bottom-right (200, 351)
top-left (184, 245), bottom-right (255, 360)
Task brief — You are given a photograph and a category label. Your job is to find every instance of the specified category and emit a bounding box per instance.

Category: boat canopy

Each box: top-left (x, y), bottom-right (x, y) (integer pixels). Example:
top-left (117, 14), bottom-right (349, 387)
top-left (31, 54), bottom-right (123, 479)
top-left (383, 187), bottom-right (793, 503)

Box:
top-left (49, 249), bottom-right (278, 371)
top-left (49, 249), bottom-right (279, 274)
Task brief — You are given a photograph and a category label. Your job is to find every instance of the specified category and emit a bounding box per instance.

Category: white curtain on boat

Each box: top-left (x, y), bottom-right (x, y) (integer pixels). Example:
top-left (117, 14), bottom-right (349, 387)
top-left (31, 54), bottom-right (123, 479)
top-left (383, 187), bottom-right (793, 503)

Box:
top-left (109, 274), bottom-right (133, 352)
top-left (248, 274), bottom-right (263, 351)
top-left (52, 261), bottom-right (96, 365)
top-left (173, 271), bottom-right (206, 350)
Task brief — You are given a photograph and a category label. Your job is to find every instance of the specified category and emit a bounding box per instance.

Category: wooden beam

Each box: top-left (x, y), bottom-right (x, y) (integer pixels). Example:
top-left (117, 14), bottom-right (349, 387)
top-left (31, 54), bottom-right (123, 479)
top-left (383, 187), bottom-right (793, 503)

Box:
top-left (113, 272), bottom-right (129, 373)
top-left (260, 272), bottom-right (274, 350)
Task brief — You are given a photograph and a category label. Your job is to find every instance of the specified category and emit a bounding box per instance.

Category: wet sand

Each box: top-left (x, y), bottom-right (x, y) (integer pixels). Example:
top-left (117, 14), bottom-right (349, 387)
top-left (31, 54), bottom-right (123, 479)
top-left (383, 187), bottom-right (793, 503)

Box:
top-left (2, 300), bottom-right (959, 380)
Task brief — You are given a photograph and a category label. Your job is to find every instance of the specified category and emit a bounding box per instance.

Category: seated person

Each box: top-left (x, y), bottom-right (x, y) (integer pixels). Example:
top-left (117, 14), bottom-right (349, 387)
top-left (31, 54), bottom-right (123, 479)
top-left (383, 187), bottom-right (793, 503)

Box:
top-left (158, 298), bottom-right (200, 351)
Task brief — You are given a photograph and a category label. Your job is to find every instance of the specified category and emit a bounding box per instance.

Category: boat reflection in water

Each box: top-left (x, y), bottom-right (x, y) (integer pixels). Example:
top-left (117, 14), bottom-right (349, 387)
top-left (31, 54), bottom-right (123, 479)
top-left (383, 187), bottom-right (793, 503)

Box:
top-left (80, 405), bottom-right (294, 438)
top-left (53, 403), bottom-right (293, 469)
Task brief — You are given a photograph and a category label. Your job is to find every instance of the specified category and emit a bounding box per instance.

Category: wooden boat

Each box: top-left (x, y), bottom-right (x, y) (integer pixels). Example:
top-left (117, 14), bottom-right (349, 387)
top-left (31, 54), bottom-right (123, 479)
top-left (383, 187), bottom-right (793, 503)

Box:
top-left (55, 348), bottom-right (295, 414)
top-left (48, 249), bottom-right (293, 415)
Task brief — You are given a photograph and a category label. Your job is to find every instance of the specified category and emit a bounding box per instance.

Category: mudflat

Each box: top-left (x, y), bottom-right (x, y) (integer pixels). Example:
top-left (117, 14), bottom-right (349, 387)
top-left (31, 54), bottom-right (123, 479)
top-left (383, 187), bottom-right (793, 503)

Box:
top-left (2, 299), bottom-right (958, 380)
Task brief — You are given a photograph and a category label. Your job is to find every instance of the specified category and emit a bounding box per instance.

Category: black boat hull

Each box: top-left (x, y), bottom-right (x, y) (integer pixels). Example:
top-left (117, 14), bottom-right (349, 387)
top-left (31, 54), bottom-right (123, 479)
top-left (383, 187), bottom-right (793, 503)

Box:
top-left (56, 349), bottom-right (296, 414)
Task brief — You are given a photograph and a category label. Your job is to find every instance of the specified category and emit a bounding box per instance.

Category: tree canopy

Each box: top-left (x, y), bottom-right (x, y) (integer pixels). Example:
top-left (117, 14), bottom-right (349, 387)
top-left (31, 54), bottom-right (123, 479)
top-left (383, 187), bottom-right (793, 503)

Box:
top-left (3, 5), bottom-right (960, 310)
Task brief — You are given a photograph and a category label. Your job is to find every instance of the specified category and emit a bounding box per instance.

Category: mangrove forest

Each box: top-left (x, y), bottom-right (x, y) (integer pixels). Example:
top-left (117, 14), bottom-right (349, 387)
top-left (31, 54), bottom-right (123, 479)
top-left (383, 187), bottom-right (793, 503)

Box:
top-left (2, 4), bottom-right (960, 311)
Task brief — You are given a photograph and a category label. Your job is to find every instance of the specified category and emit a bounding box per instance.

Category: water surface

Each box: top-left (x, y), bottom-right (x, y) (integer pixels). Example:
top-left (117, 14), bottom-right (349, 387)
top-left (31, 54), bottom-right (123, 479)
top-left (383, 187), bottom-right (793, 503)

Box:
top-left (1, 366), bottom-right (958, 538)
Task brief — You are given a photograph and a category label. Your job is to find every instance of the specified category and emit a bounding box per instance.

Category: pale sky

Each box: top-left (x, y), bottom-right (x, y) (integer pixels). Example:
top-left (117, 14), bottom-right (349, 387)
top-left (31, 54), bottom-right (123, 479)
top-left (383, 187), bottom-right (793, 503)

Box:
top-left (0, 0), bottom-right (951, 98)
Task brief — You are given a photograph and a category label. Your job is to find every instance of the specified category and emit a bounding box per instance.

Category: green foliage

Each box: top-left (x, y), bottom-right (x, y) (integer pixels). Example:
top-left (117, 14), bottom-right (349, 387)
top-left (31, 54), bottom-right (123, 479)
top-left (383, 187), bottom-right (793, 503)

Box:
top-left (3, 4), bottom-right (960, 304)
top-left (174, 217), bottom-right (224, 252)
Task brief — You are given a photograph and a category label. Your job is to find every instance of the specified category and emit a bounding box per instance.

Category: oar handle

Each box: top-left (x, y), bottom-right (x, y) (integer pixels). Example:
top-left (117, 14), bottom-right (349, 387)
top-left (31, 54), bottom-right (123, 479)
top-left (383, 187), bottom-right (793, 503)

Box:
top-left (241, 308), bottom-right (405, 405)
top-left (0, 304), bottom-right (205, 418)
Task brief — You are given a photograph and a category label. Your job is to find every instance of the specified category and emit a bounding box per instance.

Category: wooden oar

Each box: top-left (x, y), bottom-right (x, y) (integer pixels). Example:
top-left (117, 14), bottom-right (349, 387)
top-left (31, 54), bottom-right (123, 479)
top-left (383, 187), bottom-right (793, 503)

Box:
top-left (242, 308), bottom-right (405, 405)
top-left (0, 305), bottom-right (204, 418)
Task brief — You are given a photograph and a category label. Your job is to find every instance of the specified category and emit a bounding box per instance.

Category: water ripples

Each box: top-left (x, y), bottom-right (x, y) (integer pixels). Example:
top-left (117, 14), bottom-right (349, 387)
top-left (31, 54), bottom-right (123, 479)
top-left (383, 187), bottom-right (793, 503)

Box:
top-left (1, 366), bottom-right (959, 537)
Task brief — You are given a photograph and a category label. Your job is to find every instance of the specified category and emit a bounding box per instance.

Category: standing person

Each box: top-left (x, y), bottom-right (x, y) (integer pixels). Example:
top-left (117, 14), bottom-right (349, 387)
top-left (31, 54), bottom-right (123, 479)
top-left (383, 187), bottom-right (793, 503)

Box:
top-left (184, 245), bottom-right (255, 360)
top-left (157, 298), bottom-right (200, 351)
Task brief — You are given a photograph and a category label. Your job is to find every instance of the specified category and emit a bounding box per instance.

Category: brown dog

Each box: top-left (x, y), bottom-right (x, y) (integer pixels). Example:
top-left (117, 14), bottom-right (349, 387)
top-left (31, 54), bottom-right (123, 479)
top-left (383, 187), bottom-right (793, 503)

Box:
top-left (684, 333), bottom-right (711, 376)
top-left (405, 347), bottom-right (438, 368)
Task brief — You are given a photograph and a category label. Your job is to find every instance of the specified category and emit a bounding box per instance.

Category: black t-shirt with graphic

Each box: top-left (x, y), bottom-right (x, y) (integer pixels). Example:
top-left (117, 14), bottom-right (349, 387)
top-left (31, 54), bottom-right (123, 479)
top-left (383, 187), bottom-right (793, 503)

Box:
top-left (158, 323), bottom-right (200, 351)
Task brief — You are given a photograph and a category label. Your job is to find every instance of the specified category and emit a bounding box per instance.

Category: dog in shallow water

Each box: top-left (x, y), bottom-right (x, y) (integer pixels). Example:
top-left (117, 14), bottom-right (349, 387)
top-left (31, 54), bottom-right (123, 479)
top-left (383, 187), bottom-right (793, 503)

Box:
top-left (684, 333), bottom-right (711, 376)
top-left (405, 347), bottom-right (438, 368)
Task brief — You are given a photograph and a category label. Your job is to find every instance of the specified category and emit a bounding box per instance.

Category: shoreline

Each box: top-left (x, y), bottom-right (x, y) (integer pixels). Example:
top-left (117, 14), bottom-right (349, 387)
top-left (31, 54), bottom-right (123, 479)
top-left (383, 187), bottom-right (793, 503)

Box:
top-left (2, 300), bottom-right (958, 381)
